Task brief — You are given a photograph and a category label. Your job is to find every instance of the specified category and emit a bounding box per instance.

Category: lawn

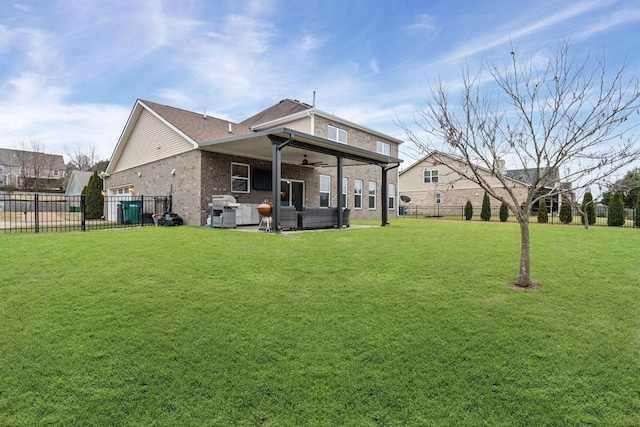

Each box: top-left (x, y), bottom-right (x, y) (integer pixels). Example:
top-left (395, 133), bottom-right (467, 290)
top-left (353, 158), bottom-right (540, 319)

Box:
top-left (1, 220), bottom-right (639, 426)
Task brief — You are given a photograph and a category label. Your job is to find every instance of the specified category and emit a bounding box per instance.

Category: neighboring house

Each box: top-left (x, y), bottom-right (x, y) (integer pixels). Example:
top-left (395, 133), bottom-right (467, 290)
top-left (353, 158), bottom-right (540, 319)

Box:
top-left (102, 99), bottom-right (403, 227)
top-left (0, 148), bottom-right (65, 190)
top-left (398, 151), bottom-right (532, 213)
top-left (65, 171), bottom-right (93, 196)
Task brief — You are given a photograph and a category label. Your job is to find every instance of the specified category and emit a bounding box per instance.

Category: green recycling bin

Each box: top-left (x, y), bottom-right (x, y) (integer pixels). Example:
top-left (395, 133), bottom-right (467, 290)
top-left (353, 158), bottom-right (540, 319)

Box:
top-left (121, 200), bottom-right (142, 224)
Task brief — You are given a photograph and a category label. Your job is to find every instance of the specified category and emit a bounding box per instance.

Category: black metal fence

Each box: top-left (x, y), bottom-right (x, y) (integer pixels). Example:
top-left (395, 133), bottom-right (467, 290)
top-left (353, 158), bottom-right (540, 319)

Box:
top-left (398, 204), bottom-right (639, 228)
top-left (0, 193), bottom-right (172, 233)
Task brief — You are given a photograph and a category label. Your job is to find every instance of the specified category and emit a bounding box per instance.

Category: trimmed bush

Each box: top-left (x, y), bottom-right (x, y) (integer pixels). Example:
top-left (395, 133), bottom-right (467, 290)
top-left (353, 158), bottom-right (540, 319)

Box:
top-left (581, 192), bottom-right (596, 225)
top-left (499, 201), bottom-right (509, 222)
top-left (480, 192), bottom-right (491, 221)
top-left (608, 192), bottom-right (625, 227)
top-left (559, 197), bottom-right (573, 224)
top-left (82, 170), bottom-right (104, 220)
top-left (636, 196), bottom-right (640, 228)
top-left (464, 200), bottom-right (473, 220)
top-left (538, 198), bottom-right (548, 224)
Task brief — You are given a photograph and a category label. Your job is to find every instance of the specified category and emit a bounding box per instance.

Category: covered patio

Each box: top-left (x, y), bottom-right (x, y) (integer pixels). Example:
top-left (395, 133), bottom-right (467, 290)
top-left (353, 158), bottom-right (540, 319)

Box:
top-left (199, 127), bottom-right (402, 232)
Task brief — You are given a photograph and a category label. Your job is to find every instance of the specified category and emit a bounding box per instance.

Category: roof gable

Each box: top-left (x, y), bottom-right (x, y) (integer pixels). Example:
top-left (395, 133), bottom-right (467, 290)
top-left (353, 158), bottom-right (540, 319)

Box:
top-left (240, 99), bottom-right (312, 128)
top-left (141, 100), bottom-right (253, 142)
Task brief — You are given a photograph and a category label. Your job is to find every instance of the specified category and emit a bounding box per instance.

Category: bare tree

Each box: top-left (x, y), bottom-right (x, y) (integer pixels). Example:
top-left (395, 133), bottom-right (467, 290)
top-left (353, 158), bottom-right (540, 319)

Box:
top-left (13, 140), bottom-right (62, 192)
top-left (403, 40), bottom-right (640, 288)
top-left (65, 143), bottom-right (99, 171)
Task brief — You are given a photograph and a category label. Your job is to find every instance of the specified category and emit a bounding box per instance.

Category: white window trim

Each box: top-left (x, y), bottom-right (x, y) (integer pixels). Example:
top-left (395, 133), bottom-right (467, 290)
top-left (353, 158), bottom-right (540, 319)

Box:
top-left (354, 179), bottom-right (363, 210)
top-left (389, 183), bottom-right (396, 210)
top-left (368, 181), bottom-right (377, 210)
top-left (341, 178), bottom-right (348, 208)
top-left (424, 169), bottom-right (439, 183)
top-left (328, 125), bottom-right (348, 144)
top-left (231, 162), bottom-right (250, 193)
top-left (320, 174), bottom-right (331, 207)
top-left (376, 141), bottom-right (390, 156)
top-left (436, 193), bottom-right (441, 204)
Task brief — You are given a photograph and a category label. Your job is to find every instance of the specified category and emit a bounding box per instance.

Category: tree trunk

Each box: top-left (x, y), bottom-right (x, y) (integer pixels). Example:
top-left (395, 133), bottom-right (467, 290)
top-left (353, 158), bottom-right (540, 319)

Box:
top-left (582, 210), bottom-right (590, 230)
top-left (515, 215), bottom-right (534, 288)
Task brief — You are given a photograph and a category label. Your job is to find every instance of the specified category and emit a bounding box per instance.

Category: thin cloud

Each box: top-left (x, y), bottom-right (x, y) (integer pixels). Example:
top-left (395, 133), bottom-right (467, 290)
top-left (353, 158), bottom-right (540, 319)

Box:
top-left (434, 0), bottom-right (615, 68)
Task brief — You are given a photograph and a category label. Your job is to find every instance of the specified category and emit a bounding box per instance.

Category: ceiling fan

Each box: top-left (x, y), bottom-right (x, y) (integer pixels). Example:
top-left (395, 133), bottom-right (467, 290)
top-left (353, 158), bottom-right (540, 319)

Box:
top-left (301, 154), bottom-right (326, 166)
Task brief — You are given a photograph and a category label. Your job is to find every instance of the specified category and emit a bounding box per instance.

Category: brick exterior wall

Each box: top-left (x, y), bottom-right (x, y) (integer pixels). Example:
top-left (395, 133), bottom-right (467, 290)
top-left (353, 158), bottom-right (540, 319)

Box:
top-left (313, 115), bottom-right (400, 221)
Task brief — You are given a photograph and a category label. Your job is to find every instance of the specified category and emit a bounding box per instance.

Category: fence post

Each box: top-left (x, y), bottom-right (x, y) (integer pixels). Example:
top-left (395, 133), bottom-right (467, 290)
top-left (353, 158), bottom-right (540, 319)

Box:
top-left (81, 195), bottom-right (86, 231)
top-left (34, 193), bottom-right (39, 233)
top-left (140, 195), bottom-right (144, 227)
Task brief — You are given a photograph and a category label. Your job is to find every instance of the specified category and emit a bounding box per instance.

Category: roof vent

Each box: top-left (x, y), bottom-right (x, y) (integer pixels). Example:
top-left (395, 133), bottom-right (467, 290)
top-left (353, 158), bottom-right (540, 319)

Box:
top-left (203, 107), bottom-right (207, 119)
top-left (228, 123), bottom-right (232, 133)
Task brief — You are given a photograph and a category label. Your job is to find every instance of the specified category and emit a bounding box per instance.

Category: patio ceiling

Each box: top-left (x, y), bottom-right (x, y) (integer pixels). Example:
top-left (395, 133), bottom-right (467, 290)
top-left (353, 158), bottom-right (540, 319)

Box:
top-left (198, 127), bottom-right (402, 168)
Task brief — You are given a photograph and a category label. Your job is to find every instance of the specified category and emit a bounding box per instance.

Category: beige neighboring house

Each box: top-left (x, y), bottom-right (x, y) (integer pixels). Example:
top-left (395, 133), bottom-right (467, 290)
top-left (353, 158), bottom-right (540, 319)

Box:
top-left (65, 171), bottom-right (93, 196)
top-left (0, 148), bottom-right (65, 190)
top-left (399, 151), bottom-right (531, 214)
top-left (102, 99), bottom-right (403, 227)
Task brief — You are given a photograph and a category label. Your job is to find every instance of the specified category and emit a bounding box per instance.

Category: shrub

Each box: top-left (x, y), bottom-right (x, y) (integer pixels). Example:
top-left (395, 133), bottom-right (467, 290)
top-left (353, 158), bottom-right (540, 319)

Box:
top-left (608, 192), bottom-right (625, 227)
top-left (538, 198), bottom-right (548, 224)
top-left (464, 200), bottom-right (473, 220)
top-left (636, 196), bottom-right (640, 228)
top-left (581, 192), bottom-right (596, 225)
top-left (82, 171), bottom-right (104, 220)
top-left (480, 192), bottom-right (491, 221)
top-left (559, 197), bottom-right (573, 224)
top-left (499, 201), bottom-right (509, 222)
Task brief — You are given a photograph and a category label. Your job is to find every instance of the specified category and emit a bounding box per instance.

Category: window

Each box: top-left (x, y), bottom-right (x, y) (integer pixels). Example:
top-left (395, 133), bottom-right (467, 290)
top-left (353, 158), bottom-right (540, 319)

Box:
top-left (389, 183), bottom-right (396, 209)
top-left (0, 165), bottom-right (4, 172)
top-left (354, 179), bottom-right (363, 209)
top-left (231, 162), bottom-right (250, 193)
top-left (53, 169), bottom-right (59, 177)
top-left (328, 125), bottom-right (347, 144)
top-left (341, 178), bottom-right (348, 208)
top-left (436, 193), bottom-right (441, 204)
top-left (368, 181), bottom-right (376, 209)
top-left (424, 169), bottom-right (439, 183)
top-left (320, 175), bottom-right (330, 207)
top-left (376, 141), bottom-right (390, 156)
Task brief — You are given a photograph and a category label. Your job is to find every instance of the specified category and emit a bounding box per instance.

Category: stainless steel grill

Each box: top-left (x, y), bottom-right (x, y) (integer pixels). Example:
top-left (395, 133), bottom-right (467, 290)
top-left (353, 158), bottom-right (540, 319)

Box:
top-left (209, 195), bottom-right (240, 228)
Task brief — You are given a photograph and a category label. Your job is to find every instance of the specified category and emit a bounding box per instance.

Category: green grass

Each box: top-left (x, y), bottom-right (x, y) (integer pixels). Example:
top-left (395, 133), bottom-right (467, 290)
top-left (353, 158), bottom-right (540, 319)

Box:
top-left (1, 221), bottom-right (639, 426)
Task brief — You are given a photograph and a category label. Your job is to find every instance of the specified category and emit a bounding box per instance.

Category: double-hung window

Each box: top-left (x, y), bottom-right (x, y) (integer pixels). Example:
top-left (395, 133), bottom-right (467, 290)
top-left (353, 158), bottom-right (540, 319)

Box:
top-left (231, 162), bottom-right (250, 193)
top-left (354, 179), bottom-right (363, 209)
top-left (424, 169), bottom-right (438, 183)
top-left (436, 193), bottom-right (441, 204)
top-left (368, 181), bottom-right (376, 209)
top-left (376, 141), bottom-right (390, 156)
top-left (388, 183), bottom-right (396, 209)
top-left (320, 175), bottom-right (330, 207)
top-left (341, 178), bottom-right (348, 208)
top-left (328, 125), bottom-right (347, 144)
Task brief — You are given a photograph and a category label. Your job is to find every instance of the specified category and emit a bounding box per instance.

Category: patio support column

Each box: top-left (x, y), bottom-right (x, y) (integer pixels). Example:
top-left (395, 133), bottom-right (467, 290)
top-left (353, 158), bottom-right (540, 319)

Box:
top-left (336, 156), bottom-right (343, 229)
top-left (269, 134), bottom-right (293, 233)
top-left (381, 163), bottom-right (400, 227)
top-left (381, 165), bottom-right (388, 226)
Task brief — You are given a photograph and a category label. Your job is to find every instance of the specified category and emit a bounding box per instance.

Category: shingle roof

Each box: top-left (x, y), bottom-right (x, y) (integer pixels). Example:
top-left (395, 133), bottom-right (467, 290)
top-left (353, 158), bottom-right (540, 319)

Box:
top-left (140, 100), bottom-right (254, 143)
top-left (0, 148), bottom-right (65, 170)
top-left (504, 167), bottom-right (559, 186)
top-left (239, 99), bottom-right (313, 128)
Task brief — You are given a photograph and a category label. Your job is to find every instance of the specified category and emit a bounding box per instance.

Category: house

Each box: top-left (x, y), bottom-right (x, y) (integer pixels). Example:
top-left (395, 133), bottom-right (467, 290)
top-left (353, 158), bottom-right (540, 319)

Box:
top-left (398, 151), bottom-right (532, 213)
top-left (102, 99), bottom-right (403, 228)
top-left (0, 148), bottom-right (65, 191)
top-left (65, 171), bottom-right (93, 196)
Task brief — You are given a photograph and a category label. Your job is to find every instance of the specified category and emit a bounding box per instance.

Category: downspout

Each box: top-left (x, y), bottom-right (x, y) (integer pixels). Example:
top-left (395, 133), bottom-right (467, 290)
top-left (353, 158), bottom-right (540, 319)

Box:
top-left (381, 162), bottom-right (401, 226)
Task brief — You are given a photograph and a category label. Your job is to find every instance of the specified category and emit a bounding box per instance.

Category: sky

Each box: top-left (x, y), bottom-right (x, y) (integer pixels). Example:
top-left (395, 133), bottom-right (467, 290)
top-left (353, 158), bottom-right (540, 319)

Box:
top-left (1, 0), bottom-right (639, 169)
